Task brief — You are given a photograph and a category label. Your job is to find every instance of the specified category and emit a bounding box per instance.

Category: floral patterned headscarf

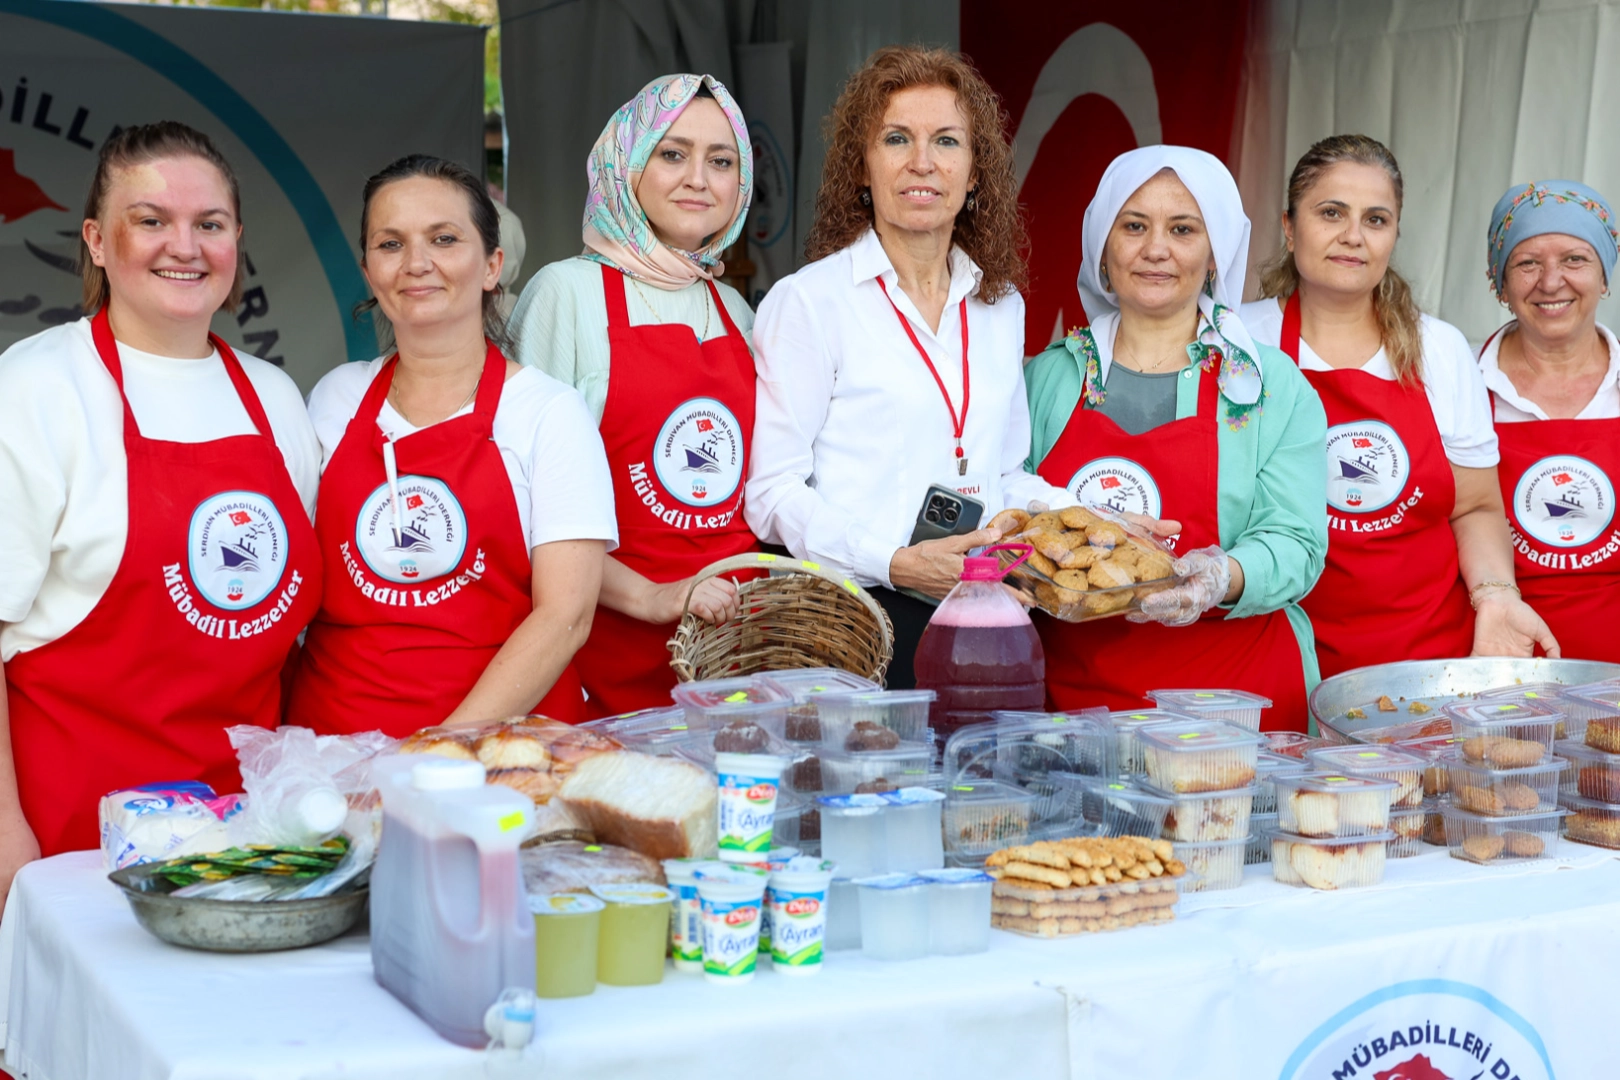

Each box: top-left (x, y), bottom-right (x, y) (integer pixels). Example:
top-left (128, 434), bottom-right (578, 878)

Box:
top-left (1486, 180), bottom-right (1618, 297)
top-left (582, 74), bottom-right (753, 290)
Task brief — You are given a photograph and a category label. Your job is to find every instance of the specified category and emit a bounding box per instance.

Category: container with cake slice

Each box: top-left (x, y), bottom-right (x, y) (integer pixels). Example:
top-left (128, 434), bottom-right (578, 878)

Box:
top-left (1137, 720), bottom-right (1264, 795)
top-left (1443, 755), bottom-right (1567, 816)
top-left (1392, 733), bottom-right (1468, 798)
top-left (1558, 791), bottom-right (1620, 849)
top-left (1441, 804), bottom-right (1565, 864)
top-left (1304, 744), bottom-right (1426, 808)
top-left (1386, 803), bottom-right (1426, 858)
top-left (1273, 773), bottom-right (1398, 838)
top-left (1253, 751), bottom-right (1311, 813)
top-left (1159, 786), bottom-right (1257, 842)
top-left (1171, 837), bottom-right (1248, 890)
top-left (1104, 707), bottom-right (1193, 776)
top-left (1146, 688), bottom-right (1271, 732)
top-left (1551, 739), bottom-right (1620, 802)
top-left (1264, 827), bottom-right (1393, 889)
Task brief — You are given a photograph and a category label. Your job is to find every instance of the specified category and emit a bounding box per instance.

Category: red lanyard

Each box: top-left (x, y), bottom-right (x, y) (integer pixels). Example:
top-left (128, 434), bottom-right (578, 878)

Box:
top-left (876, 277), bottom-right (971, 474)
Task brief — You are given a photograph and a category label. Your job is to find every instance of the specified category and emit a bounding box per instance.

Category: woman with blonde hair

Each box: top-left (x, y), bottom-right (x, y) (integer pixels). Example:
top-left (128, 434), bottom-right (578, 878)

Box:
top-left (1243, 134), bottom-right (1556, 677)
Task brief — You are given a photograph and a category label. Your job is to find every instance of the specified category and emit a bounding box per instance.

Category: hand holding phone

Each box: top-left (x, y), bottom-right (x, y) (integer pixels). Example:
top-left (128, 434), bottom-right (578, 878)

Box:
top-left (893, 486), bottom-right (993, 604)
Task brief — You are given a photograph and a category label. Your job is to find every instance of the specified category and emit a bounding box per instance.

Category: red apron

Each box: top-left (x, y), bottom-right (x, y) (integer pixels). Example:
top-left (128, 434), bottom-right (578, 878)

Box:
top-left (1280, 293), bottom-right (1473, 678)
top-left (1034, 337), bottom-right (1309, 732)
top-left (6, 308), bottom-right (320, 855)
top-left (289, 344), bottom-right (583, 735)
top-left (573, 266), bottom-right (758, 717)
top-left (1483, 326), bottom-right (1620, 662)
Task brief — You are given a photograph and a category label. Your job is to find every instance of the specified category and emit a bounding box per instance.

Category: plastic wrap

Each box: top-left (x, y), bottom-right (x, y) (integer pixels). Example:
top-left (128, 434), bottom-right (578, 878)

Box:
top-left (519, 841), bottom-right (667, 896)
top-left (227, 726), bottom-right (395, 848)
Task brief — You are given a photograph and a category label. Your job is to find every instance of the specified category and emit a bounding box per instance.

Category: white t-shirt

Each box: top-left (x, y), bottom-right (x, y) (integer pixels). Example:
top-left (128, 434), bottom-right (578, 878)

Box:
top-left (0, 319), bottom-right (322, 661)
top-left (306, 358), bottom-right (619, 555)
top-left (1477, 321), bottom-right (1620, 422)
top-left (1241, 299), bottom-right (1499, 468)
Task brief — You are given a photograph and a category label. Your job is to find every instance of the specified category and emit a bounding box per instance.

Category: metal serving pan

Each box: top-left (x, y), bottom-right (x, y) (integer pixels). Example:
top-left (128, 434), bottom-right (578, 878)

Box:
top-left (1310, 657), bottom-right (1620, 743)
top-left (108, 863), bottom-right (368, 952)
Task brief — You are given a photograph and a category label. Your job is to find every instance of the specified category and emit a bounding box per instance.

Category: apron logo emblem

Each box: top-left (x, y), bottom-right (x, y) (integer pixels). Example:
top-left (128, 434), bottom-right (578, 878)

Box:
top-left (1325, 421), bottom-right (1408, 513)
top-left (356, 476), bottom-right (468, 583)
top-left (654, 396), bottom-right (744, 508)
top-left (1065, 456), bottom-right (1162, 518)
top-left (1513, 455), bottom-right (1614, 549)
top-left (187, 491), bottom-right (288, 611)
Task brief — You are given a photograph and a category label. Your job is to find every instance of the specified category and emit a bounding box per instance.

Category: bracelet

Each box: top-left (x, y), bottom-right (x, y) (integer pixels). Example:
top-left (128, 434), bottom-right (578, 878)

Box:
top-left (1468, 580), bottom-right (1521, 609)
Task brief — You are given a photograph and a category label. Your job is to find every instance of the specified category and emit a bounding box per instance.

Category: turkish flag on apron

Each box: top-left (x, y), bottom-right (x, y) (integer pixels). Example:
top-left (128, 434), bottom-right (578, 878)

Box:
top-left (6, 308), bottom-right (321, 855)
top-left (1483, 326), bottom-right (1620, 662)
top-left (572, 266), bottom-right (758, 717)
top-left (289, 343), bottom-right (584, 735)
top-left (1033, 345), bottom-right (1309, 732)
top-left (1280, 293), bottom-right (1474, 678)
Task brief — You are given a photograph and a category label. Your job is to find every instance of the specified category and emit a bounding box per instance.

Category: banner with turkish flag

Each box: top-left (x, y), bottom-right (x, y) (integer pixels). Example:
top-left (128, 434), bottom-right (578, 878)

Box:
top-left (960, 2), bottom-right (1251, 352)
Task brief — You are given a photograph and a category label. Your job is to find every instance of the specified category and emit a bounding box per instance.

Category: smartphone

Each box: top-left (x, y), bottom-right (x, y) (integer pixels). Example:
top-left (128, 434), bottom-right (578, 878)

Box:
top-left (909, 484), bottom-right (986, 546)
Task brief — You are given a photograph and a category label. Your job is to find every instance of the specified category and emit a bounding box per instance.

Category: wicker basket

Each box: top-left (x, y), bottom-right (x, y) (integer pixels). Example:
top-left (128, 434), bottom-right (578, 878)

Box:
top-left (667, 552), bottom-right (894, 684)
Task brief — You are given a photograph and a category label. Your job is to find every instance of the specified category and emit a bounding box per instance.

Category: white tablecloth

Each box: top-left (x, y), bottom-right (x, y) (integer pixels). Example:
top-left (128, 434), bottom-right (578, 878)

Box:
top-left (3, 846), bottom-right (1614, 1079)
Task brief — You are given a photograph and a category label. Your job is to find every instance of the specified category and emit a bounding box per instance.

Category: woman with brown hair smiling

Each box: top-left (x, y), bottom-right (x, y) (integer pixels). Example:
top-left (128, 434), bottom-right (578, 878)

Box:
top-left (745, 46), bottom-right (1070, 687)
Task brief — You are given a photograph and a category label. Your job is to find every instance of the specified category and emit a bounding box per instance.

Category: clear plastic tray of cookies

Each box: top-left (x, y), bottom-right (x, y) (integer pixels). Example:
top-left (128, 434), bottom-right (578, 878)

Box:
top-left (1147, 689), bottom-right (1272, 732)
top-left (814, 690), bottom-right (936, 750)
top-left (1442, 699), bottom-right (1563, 759)
top-left (993, 504), bottom-right (1188, 623)
top-left (1171, 837), bottom-right (1248, 891)
top-left (1551, 739), bottom-right (1620, 802)
top-left (1558, 791), bottom-right (1620, 849)
top-left (758, 667), bottom-right (881, 744)
top-left (1304, 745), bottom-right (1427, 808)
top-left (1444, 755), bottom-right (1567, 816)
top-left (1160, 786), bottom-right (1257, 842)
top-left (1055, 776), bottom-right (1174, 839)
top-left (1273, 773), bottom-right (1398, 837)
top-left (1441, 804), bottom-right (1564, 864)
top-left (1264, 827), bottom-right (1392, 889)
top-left (1137, 720), bottom-right (1264, 795)
top-left (1104, 708), bottom-right (1195, 776)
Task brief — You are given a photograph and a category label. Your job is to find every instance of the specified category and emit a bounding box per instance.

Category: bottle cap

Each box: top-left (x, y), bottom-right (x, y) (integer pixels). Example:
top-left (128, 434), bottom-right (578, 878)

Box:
top-left (960, 554), bottom-right (1004, 581)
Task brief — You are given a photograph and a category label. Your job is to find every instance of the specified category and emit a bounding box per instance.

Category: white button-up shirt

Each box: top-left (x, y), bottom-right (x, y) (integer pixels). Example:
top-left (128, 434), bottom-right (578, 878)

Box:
top-left (746, 229), bottom-right (1069, 588)
top-left (1479, 321), bottom-right (1620, 422)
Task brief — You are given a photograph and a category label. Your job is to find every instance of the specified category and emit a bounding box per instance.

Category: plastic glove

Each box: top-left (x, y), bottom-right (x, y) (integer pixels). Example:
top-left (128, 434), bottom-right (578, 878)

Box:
top-left (1126, 545), bottom-right (1231, 627)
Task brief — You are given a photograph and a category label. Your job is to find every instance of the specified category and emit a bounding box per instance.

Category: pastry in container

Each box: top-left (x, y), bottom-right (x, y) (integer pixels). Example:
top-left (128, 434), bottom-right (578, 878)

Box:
top-left (1137, 720), bottom-right (1264, 794)
top-left (817, 742), bottom-right (934, 797)
top-left (1104, 708), bottom-right (1193, 776)
top-left (1444, 755), bottom-right (1567, 816)
top-left (1387, 804), bottom-right (1426, 858)
top-left (1057, 776), bottom-right (1173, 839)
top-left (1557, 680), bottom-right (1620, 751)
top-left (757, 668), bottom-right (880, 744)
top-left (1253, 751), bottom-right (1311, 813)
top-left (1265, 827), bottom-right (1392, 889)
top-left (1305, 744), bottom-right (1426, 808)
top-left (943, 780), bottom-right (1038, 856)
top-left (1393, 733), bottom-right (1467, 798)
top-left (1245, 813), bottom-right (1278, 864)
top-left (1559, 791), bottom-right (1620, 849)
top-left (1442, 699), bottom-right (1563, 763)
top-left (1552, 738), bottom-right (1620, 802)
top-left (1171, 837), bottom-right (1246, 891)
top-left (1146, 689), bottom-right (1271, 732)
top-left (1421, 799), bottom-right (1448, 846)
top-left (1160, 786), bottom-right (1256, 842)
top-left (815, 690), bottom-right (936, 749)
top-left (1474, 682), bottom-right (1584, 740)
top-left (671, 676), bottom-right (791, 739)
top-left (1441, 804), bottom-right (1564, 864)
top-left (1274, 773), bottom-right (1397, 837)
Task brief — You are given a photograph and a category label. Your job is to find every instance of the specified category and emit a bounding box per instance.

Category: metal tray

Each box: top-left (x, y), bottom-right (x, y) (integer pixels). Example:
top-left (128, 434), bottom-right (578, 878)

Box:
top-left (109, 863), bottom-right (368, 953)
top-left (1310, 658), bottom-right (1620, 743)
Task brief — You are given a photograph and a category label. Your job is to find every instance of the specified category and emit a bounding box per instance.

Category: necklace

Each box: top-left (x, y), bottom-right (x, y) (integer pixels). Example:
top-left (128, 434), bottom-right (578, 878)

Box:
top-left (389, 367), bottom-right (479, 428)
top-left (629, 275), bottom-right (711, 340)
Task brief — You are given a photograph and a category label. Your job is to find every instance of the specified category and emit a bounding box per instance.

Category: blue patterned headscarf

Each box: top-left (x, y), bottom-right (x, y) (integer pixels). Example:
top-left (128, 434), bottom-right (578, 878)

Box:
top-left (1486, 180), bottom-right (1618, 296)
top-left (582, 74), bottom-right (752, 289)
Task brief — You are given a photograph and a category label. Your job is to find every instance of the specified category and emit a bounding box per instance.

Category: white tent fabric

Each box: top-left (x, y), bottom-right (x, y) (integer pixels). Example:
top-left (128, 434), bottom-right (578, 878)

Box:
top-left (1237, 0), bottom-right (1620, 343)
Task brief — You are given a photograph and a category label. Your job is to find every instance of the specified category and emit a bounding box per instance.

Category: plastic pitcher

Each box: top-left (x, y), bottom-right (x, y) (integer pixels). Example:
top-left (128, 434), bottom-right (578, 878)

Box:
top-left (914, 544), bottom-right (1046, 742)
top-left (371, 756), bottom-right (535, 1047)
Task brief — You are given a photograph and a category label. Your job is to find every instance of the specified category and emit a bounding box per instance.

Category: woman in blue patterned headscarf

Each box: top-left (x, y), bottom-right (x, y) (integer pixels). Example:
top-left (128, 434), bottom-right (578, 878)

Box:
top-left (1478, 180), bottom-right (1620, 662)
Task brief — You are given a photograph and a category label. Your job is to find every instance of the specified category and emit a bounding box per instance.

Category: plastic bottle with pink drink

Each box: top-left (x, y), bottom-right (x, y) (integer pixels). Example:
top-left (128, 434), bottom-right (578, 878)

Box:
top-left (914, 544), bottom-right (1046, 744)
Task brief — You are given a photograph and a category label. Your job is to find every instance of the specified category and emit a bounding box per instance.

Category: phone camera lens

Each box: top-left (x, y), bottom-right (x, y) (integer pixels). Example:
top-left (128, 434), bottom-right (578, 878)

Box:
top-left (925, 509), bottom-right (941, 524)
top-left (943, 506), bottom-right (959, 524)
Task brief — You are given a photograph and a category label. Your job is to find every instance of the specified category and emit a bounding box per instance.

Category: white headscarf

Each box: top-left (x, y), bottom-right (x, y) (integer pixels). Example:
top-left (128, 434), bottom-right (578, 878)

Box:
top-left (1076, 145), bottom-right (1263, 408)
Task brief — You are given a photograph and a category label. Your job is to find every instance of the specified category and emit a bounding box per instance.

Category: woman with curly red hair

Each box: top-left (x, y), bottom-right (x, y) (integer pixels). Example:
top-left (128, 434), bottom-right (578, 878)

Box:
top-left (745, 46), bottom-right (1070, 687)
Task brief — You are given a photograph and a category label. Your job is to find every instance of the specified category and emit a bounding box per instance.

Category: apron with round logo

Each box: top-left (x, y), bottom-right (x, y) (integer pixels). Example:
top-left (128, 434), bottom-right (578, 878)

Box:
top-left (1034, 336), bottom-right (1309, 731)
top-left (289, 344), bottom-right (584, 735)
top-left (1483, 327), bottom-right (1620, 662)
top-left (573, 266), bottom-right (758, 717)
top-left (1280, 293), bottom-right (1474, 678)
top-left (6, 308), bottom-right (321, 855)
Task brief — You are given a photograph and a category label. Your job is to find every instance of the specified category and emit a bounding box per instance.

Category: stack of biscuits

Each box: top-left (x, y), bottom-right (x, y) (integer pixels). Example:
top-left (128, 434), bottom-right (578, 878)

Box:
top-left (990, 506), bottom-right (1179, 620)
top-left (985, 836), bottom-right (1188, 938)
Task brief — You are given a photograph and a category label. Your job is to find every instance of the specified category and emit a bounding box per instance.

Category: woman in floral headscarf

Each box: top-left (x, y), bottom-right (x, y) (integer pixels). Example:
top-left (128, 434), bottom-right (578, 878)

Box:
top-left (511, 75), bottom-right (757, 715)
top-left (1477, 180), bottom-right (1620, 662)
top-left (1023, 146), bottom-right (1328, 728)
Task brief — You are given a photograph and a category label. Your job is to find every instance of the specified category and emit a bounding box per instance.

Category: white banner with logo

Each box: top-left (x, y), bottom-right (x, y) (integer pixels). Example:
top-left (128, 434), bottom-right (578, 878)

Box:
top-left (0, 0), bottom-right (483, 393)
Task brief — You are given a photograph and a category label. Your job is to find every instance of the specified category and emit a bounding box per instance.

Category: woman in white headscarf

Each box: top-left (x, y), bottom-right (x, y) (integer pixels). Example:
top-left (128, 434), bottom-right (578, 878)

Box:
top-left (1024, 146), bottom-right (1328, 729)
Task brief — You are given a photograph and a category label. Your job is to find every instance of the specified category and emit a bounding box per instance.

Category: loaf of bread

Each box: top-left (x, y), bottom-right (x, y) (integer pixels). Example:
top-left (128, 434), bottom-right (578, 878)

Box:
top-left (558, 750), bottom-right (717, 860)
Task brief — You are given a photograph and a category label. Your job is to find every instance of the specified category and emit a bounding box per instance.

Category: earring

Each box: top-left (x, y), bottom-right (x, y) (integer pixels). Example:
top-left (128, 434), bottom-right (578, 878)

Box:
top-left (1205, 269), bottom-right (1217, 295)
top-left (1099, 264), bottom-right (1112, 291)
top-left (859, 188), bottom-right (872, 208)
top-left (964, 189), bottom-right (978, 213)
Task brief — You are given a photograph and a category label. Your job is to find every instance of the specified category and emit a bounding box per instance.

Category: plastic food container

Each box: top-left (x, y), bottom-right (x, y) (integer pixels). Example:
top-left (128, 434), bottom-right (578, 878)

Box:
top-left (853, 874), bottom-right (930, 961)
top-left (1444, 755), bottom-right (1567, 816)
top-left (1253, 752), bottom-right (1311, 813)
top-left (759, 668), bottom-right (881, 743)
top-left (1147, 689), bottom-right (1272, 731)
top-left (1059, 776), bottom-right (1174, 839)
top-left (771, 791), bottom-right (819, 856)
top-left (693, 866), bottom-right (769, 984)
top-left (1273, 773), bottom-right (1397, 837)
top-left (816, 690), bottom-right (936, 749)
top-left (1558, 680), bottom-right (1620, 742)
top-left (1305, 745), bottom-right (1427, 808)
top-left (1171, 838), bottom-right (1246, 891)
top-left (1246, 813), bottom-right (1277, 864)
top-left (1161, 786), bottom-right (1257, 842)
top-left (715, 752), bottom-right (787, 863)
top-left (1105, 708), bottom-right (1194, 776)
top-left (989, 873), bottom-right (1187, 936)
top-left (1552, 739), bottom-right (1620, 802)
top-left (589, 884), bottom-right (673, 987)
top-left (1475, 683), bottom-right (1584, 740)
top-left (1138, 720), bottom-right (1264, 794)
top-left (583, 706), bottom-right (701, 757)
top-left (1441, 804), bottom-right (1564, 864)
top-left (1559, 792), bottom-right (1620, 849)
top-left (942, 714), bottom-right (1113, 823)
top-left (1443, 699), bottom-right (1563, 759)
top-left (1387, 804), bottom-right (1426, 858)
top-left (1421, 800), bottom-right (1448, 847)
top-left (660, 858), bottom-right (729, 973)
top-left (942, 780), bottom-right (1037, 855)
top-left (767, 858), bottom-right (836, 975)
top-left (529, 893), bottom-right (602, 998)
top-left (1266, 828), bottom-right (1391, 889)
top-left (671, 677), bottom-right (791, 738)
top-left (1393, 733), bottom-right (1469, 798)
top-left (918, 868), bottom-right (994, 955)
top-left (818, 742), bottom-right (934, 796)
top-left (1261, 731), bottom-right (1320, 759)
